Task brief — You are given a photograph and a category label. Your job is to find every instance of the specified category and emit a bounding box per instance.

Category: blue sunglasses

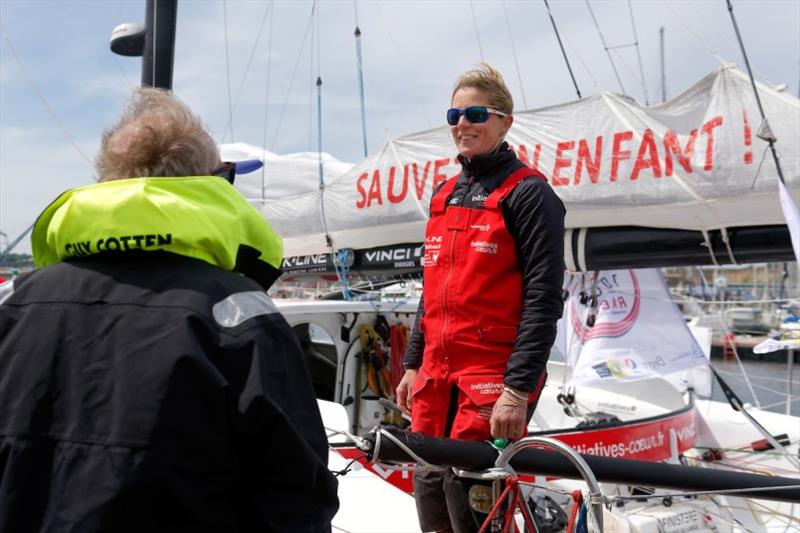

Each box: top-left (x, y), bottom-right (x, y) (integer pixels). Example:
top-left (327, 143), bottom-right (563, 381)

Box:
top-left (447, 106), bottom-right (508, 126)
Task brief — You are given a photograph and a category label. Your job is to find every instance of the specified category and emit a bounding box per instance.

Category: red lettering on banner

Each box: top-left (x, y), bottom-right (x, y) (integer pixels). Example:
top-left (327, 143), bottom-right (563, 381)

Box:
top-left (743, 111), bottom-right (753, 164)
top-left (433, 158), bottom-right (450, 189)
top-left (701, 116), bottom-right (724, 171)
top-left (575, 136), bottom-right (603, 185)
top-left (411, 162), bottom-right (432, 200)
top-left (387, 166), bottom-right (407, 204)
top-left (515, 143), bottom-right (532, 168)
top-left (630, 128), bottom-right (662, 180)
top-left (610, 131), bottom-right (634, 182)
top-left (552, 141), bottom-right (575, 186)
top-left (355, 172), bottom-right (369, 208)
top-left (663, 129), bottom-right (697, 176)
top-left (366, 169), bottom-right (383, 207)
top-left (515, 143), bottom-right (542, 172)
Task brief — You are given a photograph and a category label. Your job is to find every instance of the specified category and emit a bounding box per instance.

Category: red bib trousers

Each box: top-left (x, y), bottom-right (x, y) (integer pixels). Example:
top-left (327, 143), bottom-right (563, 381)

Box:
top-left (411, 168), bottom-right (545, 441)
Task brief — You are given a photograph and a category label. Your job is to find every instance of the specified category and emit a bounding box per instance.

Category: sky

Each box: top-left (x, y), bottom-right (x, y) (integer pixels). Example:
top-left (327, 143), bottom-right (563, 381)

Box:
top-left (1, 0), bottom-right (799, 254)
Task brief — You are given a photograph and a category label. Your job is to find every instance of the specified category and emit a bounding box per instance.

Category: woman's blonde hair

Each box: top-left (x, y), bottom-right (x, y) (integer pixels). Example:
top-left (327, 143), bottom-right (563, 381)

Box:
top-left (451, 62), bottom-right (514, 115)
top-left (96, 88), bottom-right (220, 182)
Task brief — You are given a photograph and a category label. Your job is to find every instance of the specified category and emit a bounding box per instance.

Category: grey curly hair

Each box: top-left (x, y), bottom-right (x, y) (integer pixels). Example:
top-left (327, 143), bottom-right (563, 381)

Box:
top-left (96, 88), bottom-right (220, 182)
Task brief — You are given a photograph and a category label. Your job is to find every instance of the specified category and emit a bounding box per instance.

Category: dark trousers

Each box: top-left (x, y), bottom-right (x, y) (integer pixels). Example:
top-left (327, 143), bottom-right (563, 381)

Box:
top-left (412, 386), bottom-right (541, 532)
top-left (413, 468), bottom-right (491, 533)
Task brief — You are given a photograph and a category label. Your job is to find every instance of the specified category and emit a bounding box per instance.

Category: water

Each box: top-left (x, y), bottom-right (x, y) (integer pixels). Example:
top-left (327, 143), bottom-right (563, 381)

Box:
top-left (710, 358), bottom-right (799, 417)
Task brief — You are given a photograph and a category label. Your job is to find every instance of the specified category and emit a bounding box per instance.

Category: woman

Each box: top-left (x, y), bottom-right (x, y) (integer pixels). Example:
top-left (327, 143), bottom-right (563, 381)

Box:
top-left (395, 63), bottom-right (565, 533)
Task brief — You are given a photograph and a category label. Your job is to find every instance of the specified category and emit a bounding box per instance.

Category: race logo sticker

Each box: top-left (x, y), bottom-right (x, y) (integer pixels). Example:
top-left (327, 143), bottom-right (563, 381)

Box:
top-left (423, 235), bottom-right (442, 267)
top-left (569, 270), bottom-right (640, 341)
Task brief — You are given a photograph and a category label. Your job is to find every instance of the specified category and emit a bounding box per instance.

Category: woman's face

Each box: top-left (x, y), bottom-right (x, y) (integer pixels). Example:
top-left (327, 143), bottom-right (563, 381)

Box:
top-left (450, 87), bottom-right (513, 160)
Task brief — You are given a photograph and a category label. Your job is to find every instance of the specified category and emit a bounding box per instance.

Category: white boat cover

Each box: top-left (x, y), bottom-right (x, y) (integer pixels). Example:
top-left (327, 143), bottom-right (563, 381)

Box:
top-left (223, 64), bottom-right (800, 259)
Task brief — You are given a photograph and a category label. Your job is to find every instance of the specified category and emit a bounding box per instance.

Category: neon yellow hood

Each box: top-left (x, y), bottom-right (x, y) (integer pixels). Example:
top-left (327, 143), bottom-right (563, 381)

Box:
top-left (32, 177), bottom-right (283, 284)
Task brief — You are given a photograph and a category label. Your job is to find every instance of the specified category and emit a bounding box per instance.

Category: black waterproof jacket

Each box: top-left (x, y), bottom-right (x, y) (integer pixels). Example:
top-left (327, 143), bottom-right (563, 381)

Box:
top-left (0, 252), bottom-right (338, 532)
top-left (404, 143), bottom-right (566, 391)
top-left (1, 178), bottom-right (338, 532)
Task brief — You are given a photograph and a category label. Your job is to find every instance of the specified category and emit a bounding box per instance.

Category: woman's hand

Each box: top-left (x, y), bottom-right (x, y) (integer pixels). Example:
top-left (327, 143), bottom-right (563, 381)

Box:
top-left (395, 369), bottom-right (418, 416)
top-left (490, 386), bottom-right (528, 440)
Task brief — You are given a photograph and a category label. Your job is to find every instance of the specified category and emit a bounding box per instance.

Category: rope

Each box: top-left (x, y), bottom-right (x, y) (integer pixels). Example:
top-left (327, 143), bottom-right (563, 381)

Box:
top-left (726, 0), bottom-right (789, 188)
top-left (501, 0), bottom-right (528, 109)
top-left (476, 476), bottom-right (538, 533)
top-left (270, 4), bottom-right (316, 150)
top-left (260, 1), bottom-right (274, 200)
top-left (566, 490), bottom-right (583, 532)
top-left (358, 325), bottom-right (393, 399)
top-left (222, 0), bottom-right (234, 142)
top-left (220, 1), bottom-right (275, 145)
top-left (582, 489), bottom-right (602, 533)
top-left (626, 0), bottom-right (649, 105)
top-left (389, 324), bottom-right (409, 390)
top-left (0, 24), bottom-right (95, 176)
top-left (469, 0), bottom-right (485, 62)
top-left (373, 428), bottom-right (444, 471)
top-left (543, 0), bottom-right (582, 99)
top-left (584, 0), bottom-right (626, 94)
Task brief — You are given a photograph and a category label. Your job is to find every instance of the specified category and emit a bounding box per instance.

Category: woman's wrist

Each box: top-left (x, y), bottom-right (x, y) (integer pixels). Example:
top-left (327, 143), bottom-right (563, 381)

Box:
top-left (502, 386), bottom-right (528, 403)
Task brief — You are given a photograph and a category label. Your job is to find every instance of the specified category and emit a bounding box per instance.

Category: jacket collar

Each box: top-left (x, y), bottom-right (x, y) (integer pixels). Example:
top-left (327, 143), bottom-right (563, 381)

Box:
top-left (32, 177), bottom-right (284, 289)
top-left (457, 142), bottom-right (517, 180)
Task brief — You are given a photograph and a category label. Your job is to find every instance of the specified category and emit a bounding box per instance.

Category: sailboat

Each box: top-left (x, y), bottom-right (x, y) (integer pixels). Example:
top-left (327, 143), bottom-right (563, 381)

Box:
top-left (110, 2), bottom-right (800, 531)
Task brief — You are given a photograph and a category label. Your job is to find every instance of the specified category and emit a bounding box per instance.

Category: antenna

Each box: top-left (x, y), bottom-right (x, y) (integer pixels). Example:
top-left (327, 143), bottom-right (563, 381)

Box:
top-left (110, 0), bottom-right (178, 90)
top-left (660, 26), bottom-right (666, 103)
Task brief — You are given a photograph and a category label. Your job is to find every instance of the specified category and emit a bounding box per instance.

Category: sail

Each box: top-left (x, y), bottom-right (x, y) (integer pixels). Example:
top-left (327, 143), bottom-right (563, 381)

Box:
top-left (556, 269), bottom-right (708, 386)
top-left (225, 64), bottom-right (799, 260)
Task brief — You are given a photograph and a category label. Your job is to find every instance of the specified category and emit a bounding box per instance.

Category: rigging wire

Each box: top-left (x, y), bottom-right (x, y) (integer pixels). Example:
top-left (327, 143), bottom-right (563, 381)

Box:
top-left (627, 0), bottom-right (649, 105)
top-left (308, 3), bottom-right (315, 152)
top-left (269, 4), bottom-right (316, 151)
top-left (584, 0), bottom-right (626, 95)
top-left (112, 0), bottom-right (133, 90)
top-left (261, 1), bottom-right (275, 200)
top-left (0, 25), bottom-right (95, 176)
top-left (542, 0), bottom-right (582, 100)
top-left (469, 0), bottom-right (485, 62)
top-left (222, 0), bottom-right (234, 142)
top-left (611, 48), bottom-right (647, 91)
top-left (501, 0), bottom-right (528, 109)
top-left (220, 1), bottom-right (275, 145)
top-left (725, 0), bottom-right (788, 188)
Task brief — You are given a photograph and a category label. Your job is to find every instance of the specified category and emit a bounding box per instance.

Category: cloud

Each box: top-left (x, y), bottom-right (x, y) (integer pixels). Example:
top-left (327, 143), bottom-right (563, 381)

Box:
top-left (0, 0), bottom-right (798, 257)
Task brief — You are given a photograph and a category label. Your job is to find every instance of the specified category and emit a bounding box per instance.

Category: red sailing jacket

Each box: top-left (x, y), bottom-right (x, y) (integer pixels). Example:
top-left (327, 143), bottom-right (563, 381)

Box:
top-left (411, 168), bottom-right (546, 439)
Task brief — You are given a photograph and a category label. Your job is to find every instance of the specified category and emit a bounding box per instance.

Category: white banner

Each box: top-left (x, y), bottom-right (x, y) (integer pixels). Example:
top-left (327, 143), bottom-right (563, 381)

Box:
top-left (227, 65), bottom-right (800, 258)
top-left (558, 269), bottom-right (707, 385)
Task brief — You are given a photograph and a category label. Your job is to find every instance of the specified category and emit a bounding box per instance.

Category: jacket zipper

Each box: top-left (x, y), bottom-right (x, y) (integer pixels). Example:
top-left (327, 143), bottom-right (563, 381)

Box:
top-left (440, 176), bottom-right (474, 359)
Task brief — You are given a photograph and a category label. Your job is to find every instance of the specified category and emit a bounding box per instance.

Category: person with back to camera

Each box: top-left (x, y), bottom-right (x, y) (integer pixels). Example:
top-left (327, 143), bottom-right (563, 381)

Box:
top-left (395, 63), bottom-right (566, 533)
top-left (0, 87), bottom-right (338, 533)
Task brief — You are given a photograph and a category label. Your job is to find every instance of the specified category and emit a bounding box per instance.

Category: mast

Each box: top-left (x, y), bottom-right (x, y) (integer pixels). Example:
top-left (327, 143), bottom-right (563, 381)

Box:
top-left (141, 0), bottom-right (178, 90)
top-left (354, 26), bottom-right (369, 158)
top-left (110, 0), bottom-right (178, 90)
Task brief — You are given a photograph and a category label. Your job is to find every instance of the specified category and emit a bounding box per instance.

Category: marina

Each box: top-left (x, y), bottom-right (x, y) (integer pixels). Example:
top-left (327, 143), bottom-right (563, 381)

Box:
top-left (1, 0), bottom-right (799, 532)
